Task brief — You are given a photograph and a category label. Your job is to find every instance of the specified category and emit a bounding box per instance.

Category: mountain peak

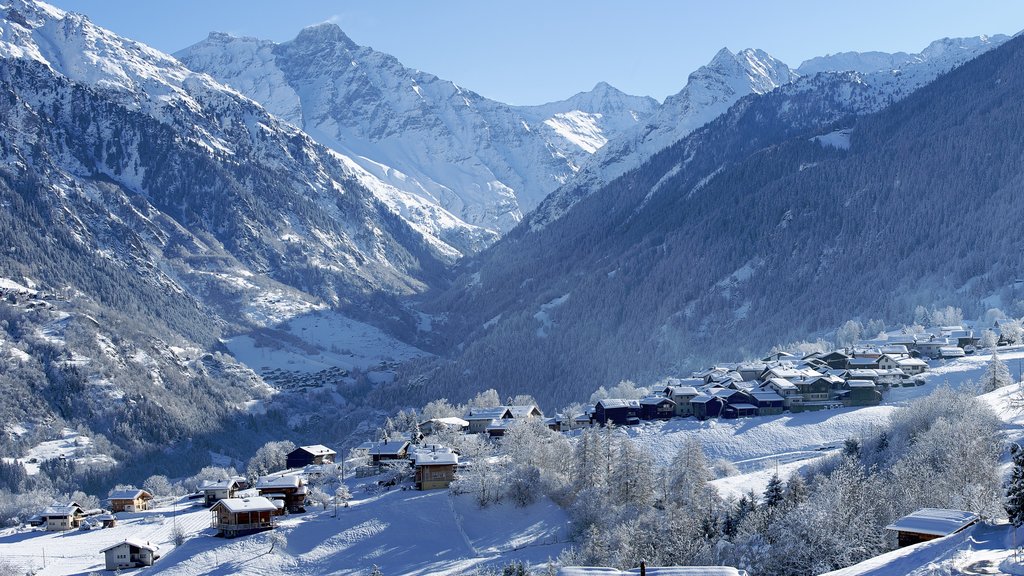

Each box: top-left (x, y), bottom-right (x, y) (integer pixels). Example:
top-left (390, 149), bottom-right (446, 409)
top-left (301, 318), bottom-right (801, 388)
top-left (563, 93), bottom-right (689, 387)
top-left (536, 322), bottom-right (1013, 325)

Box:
top-left (294, 21), bottom-right (357, 50)
top-left (709, 47), bottom-right (737, 66)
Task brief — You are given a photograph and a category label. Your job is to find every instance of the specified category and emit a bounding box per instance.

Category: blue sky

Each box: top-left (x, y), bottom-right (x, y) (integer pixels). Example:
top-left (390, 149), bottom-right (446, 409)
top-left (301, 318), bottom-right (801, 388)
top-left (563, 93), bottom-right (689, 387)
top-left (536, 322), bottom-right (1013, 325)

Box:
top-left (47, 1), bottom-right (1024, 105)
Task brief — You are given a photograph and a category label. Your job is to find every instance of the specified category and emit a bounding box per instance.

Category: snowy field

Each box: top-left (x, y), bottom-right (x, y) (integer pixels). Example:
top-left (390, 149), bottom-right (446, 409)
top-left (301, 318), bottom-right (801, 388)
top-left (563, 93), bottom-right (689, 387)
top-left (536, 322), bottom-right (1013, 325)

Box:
top-left (1, 428), bottom-right (117, 476)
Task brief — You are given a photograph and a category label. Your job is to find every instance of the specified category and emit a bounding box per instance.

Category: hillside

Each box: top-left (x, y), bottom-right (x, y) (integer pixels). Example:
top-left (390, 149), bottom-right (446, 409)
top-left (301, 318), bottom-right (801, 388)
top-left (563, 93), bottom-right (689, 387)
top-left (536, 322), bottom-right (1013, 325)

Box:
top-left (413, 33), bottom-right (1024, 409)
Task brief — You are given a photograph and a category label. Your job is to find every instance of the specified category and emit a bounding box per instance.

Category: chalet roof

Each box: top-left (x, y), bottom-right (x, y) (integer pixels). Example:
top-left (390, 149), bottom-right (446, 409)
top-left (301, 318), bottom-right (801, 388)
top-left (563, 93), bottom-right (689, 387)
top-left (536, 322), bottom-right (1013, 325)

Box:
top-left (885, 508), bottom-right (979, 537)
top-left (847, 369), bottom-right (879, 378)
top-left (368, 440), bottom-right (411, 456)
top-left (505, 405), bottom-right (543, 418)
top-left (665, 385), bottom-right (700, 397)
top-left (766, 377), bottom-right (797, 391)
top-left (939, 346), bottom-right (965, 355)
top-left (712, 388), bottom-right (742, 399)
top-left (291, 444), bottom-right (336, 458)
top-left (640, 396), bottom-right (675, 406)
top-left (728, 403), bottom-right (758, 410)
top-left (848, 357), bottom-right (879, 367)
top-left (689, 395), bottom-right (718, 404)
top-left (202, 478), bottom-right (244, 491)
top-left (751, 391), bottom-right (785, 402)
top-left (846, 380), bottom-right (877, 389)
top-left (764, 367), bottom-right (822, 379)
top-left (819, 350), bottom-right (850, 360)
top-left (100, 539), bottom-right (160, 554)
top-left (597, 398), bottom-right (641, 410)
top-left (411, 448), bottom-right (458, 466)
top-left (881, 345), bottom-right (910, 354)
top-left (466, 407), bottom-right (513, 421)
top-left (41, 502), bottom-right (83, 517)
top-left (212, 496), bottom-right (279, 514)
top-left (255, 474), bottom-right (303, 489)
top-left (108, 488), bottom-right (152, 501)
top-left (898, 357), bottom-right (928, 367)
top-left (422, 417), bottom-right (469, 428)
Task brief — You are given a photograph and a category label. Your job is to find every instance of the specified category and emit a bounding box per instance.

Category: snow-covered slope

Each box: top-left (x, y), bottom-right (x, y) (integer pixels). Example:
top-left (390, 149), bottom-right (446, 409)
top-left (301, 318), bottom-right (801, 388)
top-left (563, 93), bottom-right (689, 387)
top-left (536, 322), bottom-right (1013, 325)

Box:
top-left (176, 26), bottom-right (658, 239)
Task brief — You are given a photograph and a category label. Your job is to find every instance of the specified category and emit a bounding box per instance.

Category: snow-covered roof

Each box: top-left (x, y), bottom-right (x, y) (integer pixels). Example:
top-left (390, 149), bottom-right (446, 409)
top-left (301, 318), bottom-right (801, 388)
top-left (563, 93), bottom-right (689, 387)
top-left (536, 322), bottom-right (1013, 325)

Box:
top-left (293, 444), bottom-right (336, 457)
top-left (939, 346), bottom-right (965, 355)
top-left (597, 398), bottom-right (641, 409)
top-left (885, 508), bottom-right (979, 536)
top-left (466, 407), bottom-right (512, 420)
top-left (506, 405), bottom-right (542, 418)
top-left (727, 403), bottom-right (757, 410)
top-left (847, 369), bottom-right (879, 378)
top-left (212, 496), bottom-right (279, 514)
top-left (640, 396), bottom-right (675, 406)
top-left (202, 478), bottom-right (244, 491)
top-left (255, 474), bottom-right (302, 489)
top-left (881, 345), bottom-right (909, 354)
top-left (423, 417), bottom-right (469, 428)
top-left (368, 440), bottom-right (410, 455)
top-left (846, 380), bottom-right (876, 389)
top-left (41, 502), bottom-right (83, 517)
top-left (689, 395), bottom-right (717, 404)
top-left (558, 567), bottom-right (747, 576)
top-left (767, 377), bottom-right (797, 391)
top-left (108, 488), bottom-right (152, 501)
top-left (848, 357), bottom-right (879, 367)
top-left (751, 391), bottom-right (784, 402)
top-left (100, 538), bottom-right (159, 553)
top-left (898, 357), bottom-right (928, 367)
top-left (665, 385), bottom-right (699, 396)
top-left (411, 448), bottom-right (458, 466)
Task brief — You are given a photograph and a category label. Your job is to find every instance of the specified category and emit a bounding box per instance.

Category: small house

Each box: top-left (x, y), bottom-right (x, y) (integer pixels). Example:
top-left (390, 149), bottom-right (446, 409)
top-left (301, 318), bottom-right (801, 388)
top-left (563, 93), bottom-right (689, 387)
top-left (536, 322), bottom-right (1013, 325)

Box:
top-left (101, 539), bottom-right (160, 570)
top-left (690, 395), bottom-right (725, 420)
top-left (847, 356), bottom-right (880, 370)
top-left (254, 474), bottom-right (307, 513)
top-left (842, 380), bottom-right (882, 407)
top-left (41, 502), bottom-right (85, 531)
top-left (107, 487), bottom-right (153, 513)
top-left (368, 440), bottom-right (411, 463)
top-left (210, 497), bottom-right (277, 538)
top-left (465, 407), bottom-right (513, 434)
top-left (202, 477), bottom-right (248, 507)
top-left (639, 396), bottom-right (676, 420)
top-left (507, 405), bottom-right (544, 419)
top-left (751, 390), bottom-right (785, 416)
top-left (897, 357), bottom-right (928, 376)
top-left (818, 351), bottom-right (851, 370)
top-left (663, 385), bottom-right (699, 417)
top-left (419, 417), bottom-right (470, 435)
top-left (593, 399), bottom-right (641, 426)
top-left (939, 346), bottom-right (965, 359)
top-left (885, 508), bottom-right (979, 547)
top-left (411, 447), bottom-right (459, 490)
top-left (286, 445), bottom-right (337, 469)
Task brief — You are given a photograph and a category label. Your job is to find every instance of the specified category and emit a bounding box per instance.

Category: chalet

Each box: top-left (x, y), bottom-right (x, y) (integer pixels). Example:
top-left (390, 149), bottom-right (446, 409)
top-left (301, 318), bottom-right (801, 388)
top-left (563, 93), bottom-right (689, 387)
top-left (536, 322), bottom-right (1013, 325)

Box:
top-left (949, 329), bottom-right (980, 349)
top-left (765, 377), bottom-right (800, 408)
top-left (792, 376), bottom-right (833, 402)
top-left (507, 405), bottom-right (544, 419)
top-left (41, 502), bottom-right (85, 531)
top-left (847, 356), bottom-right (880, 370)
top-left (751, 390), bottom-right (785, 416)
top-left (711, 388), bottom-right (759, 419)
top-left (594, 398), bottom-right (641, 426)
top-left (690, 395), bottom-right (725, 420)
top-left (545, 417), bottom-right (562, 431)
top-left (915, 339), bottom-right (949, 359)
top-left (107, 488), bottom-right (153, 513)
top-left (885, 508), bottom-right (979, 548)
top-left (897, 357), bottom-right (928, 376)
top-left (486, 419), bottom-right (512, 438)
top-left (736, 362), bottom-right (770, 381)
top-left (880, 344), bottom-right (910, 356)
top-left (419, 417), bottom-right (470, 435)
top-left (211, 497), bottom-right (278, 538)
top-left (722, 402), bottom-right (758, 419)
top-left (411, 447), bottom-right (459, 490)
top-left (663, 385), bottom-right (700, 417)
top-left (202, 477), bottom-right (248, 507)
top-left (572, 413), bottom-right (593, 429)
top-left (818, 351), bottom-right (851, 370)
top-left (368, 440), bottom-right (411, 463)
top-left (81, 513), bottom-right (117, 530)
top-left (841, 380), bottom-right (882, 407)
top-left (101, 539), bottom-right (160, 570)
top-left (876, 354), bottom-right (904, 371)
top-left (254, 474), bottom-right (307, 513)
top-left (286, 445), bottom-right (336, 469)
top-left (639, 396), bottom-right (676, 420)
top-left (761, 366), bottom-right (822, 382)
top-left (465, 407), bottom-right (513, 434)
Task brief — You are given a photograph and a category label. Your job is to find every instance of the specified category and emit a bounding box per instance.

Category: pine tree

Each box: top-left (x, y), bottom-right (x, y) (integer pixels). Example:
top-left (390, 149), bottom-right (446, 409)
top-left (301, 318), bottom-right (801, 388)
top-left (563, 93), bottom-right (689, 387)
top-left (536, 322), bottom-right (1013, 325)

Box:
top-left (1006, 444), bottom-right (1024, 527)
top-left (763, 472), bottom-right (784, 508)
top-left (982, 351), bottom-right (1013, 392)
top-left (369, 565), bottom-right (384, 576)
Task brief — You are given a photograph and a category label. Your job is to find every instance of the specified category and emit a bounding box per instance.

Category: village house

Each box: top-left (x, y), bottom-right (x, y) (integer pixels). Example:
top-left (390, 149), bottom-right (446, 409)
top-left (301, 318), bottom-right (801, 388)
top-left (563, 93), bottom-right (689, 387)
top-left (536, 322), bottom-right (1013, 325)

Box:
top-left (411, 446), bottom-right (459, 490)
top-left (210, 497), bottom-right (278, 538)
top-left (593, 398), bottom-right (642, 426)
top-left (640, 396), bottom-right (676, 420)
top-left (465, 406), bottom-right (513, 434)
top-left (817, 350), bottom-right (851, 370)
top-left (839, 380), bottom-right (882, 407)
top-left (202, 477), bottom-right (248, 507)
top-left (101, 539), bottom-right (160, 570)
top-left (107, 487), bottom-right (153, 513)
top-left (419, 417), bottom-right (469, 436)
top-left (897, 357), bottom-right (928, 376)
top-left (751, 389), bottom-right (785, 415)
top-left (915, 339), bottom-right (949, 359)
top-left (41, 502), bottom-right (85, 531)
top-left (765, 377), bottom-right (800, 408)
top-left (286, 445), bottom-right (336, 469)
top-left (255, 473), bottom-right (307, 513)
top-left (662, 384), bottom-right (699, 417)
top-left (939, 346), bottom-right (966, 359)
top-left (690, 394), bottom-right (725, 420)
top-left (885, 508), bottom-right (979, 548)
top-left (368, 440), bottom-right (411, 463)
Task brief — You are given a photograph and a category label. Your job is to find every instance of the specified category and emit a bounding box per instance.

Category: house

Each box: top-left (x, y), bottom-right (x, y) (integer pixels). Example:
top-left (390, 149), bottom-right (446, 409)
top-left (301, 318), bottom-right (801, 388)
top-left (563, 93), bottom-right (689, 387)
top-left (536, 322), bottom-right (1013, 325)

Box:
top-left (639, 396), bottom-right (676, 420)
top-left (286, 445), bottom-right (337, 469)
top-left (507, 405), bottom-right (544, 419)
top-left (721, 402), bottom-right (758, 419)
top-left (254, 474), bottom-right (307, 513)
top-left (107, 488), bottom-right (153, 513)
top-left (411, 447), bottom-right (459, 490)
top-left (101, 539), bottom-right (160, 570)
top-left (368, 440), bottom-right (411, 463)
top-left (818, 351), bottom-right (851, 370)
top-left (897, 357), bottom-right (928, 376)
top-left (876, 354), bottom-right (904, 371)
top-left (847, 356), bottom-right (880, 370)
top-left (419, 417), bottom-right (470, 435)
top-left (41, 502), bottom-right (85, 531)
top-left (663, 385), bottom-right (700, 417)
top-left (593, 399), bottom-right (641, 426)
top-left (690, 395), bottom-right (725, 420)
top-left (202, 477), bottom-right (248, 507)
top-left (465, 407), bottom-right (513, 434)
top-left (572, 413), bottom-right (593, 429)
top-left (885, 508), bottom-right (979, 548)
top-left (210, 497), bottom-right (278, 538)
top-left (939, 346), bottom-right (966, 359)
top-left (792, 376), bottom-right (833, 403)
top-left (751, 390), bottom-right (785, 416)
top-left (841, 380), bottom-right (882, 407)
top-left (765, 377), bottom-right (800, 408)
top-left (915, 339), bottom-right (949, 359)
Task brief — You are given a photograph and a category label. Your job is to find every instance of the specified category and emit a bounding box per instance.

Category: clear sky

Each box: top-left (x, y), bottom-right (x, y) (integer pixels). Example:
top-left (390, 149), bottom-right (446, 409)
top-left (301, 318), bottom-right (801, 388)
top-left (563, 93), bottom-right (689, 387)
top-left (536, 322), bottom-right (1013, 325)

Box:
top-left (45, 0), bottom-right (1024, 105)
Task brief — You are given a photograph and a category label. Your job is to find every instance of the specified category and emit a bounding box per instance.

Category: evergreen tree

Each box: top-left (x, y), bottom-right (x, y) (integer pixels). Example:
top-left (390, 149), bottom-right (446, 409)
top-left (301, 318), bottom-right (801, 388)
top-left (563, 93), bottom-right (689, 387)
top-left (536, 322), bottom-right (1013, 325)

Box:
top-left (1006, 444), bottom-right (1024, 527)
top-left (763, 472), bottom-right (784, 508)
top-left (982, 351), bottom-right (1013, 392)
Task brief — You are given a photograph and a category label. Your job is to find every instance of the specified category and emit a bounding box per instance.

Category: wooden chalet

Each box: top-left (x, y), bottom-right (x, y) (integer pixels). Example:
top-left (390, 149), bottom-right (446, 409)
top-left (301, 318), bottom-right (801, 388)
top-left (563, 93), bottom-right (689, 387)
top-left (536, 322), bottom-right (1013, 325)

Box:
top-left (211, 497), bottom-right (278, 538)
top-left (411, 447), bottom-right (459, 490)
top-left (101, 539), bottom-right (160, 570)
top-left (419, 417), bottom-right (470, 435)
top-left (690, 394), bottom-right (725, 420)
top-left (107, 487), bottom-right (153, 513)
top-left (886, 508), bottom-right (979, 547)
top-left (368, 440), bottom-right (411, 463)
top-left (286, 445), bottom-right (336, 469)
top-left (818, 351), bottom-right (851, 370)
top-left (639, 396), bottom-right (676, 420)
top-left (840, 380), bottom-right (882, 407)
top-left (41, 502), bottom-right (85, 531)
top-left (751, 390), bottom-right (785, 415)
top-left (201, 477), bottom-right (248, 507)
top-left (593, 398), bottom-right (641, 426)
top-left (255, 474), bottom-right (307, 513)
top-left (465, 407), bottom-right (513, 434)
top-left (663, 384), bottom-right (700, 417)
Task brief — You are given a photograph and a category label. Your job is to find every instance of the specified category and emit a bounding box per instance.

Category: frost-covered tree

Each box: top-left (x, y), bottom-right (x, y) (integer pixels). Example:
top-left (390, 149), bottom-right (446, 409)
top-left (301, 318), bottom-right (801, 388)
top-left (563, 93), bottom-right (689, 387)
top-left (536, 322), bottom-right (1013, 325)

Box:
top-left (666, 438), bottom-right (713, 507)
top-left (931, 306), bottom-right (964, 327)
top-left (246, 440), bottom-right (296, 479)
top-left (982, 351), bottom-right (1013, 392)
top-left (836, 320), bottom-right (863, 348)
top-left (980, 329), bottom-right (999, 349)
top-left (763, 473), bottom-right (784, 508)
top-left (468, 389), bottom-right (501, 409)
top-left (1006, 444), bottom-right (1024, 527)
top-left (421, 398), bottom-right (459, 420)
top-left (1001, 319), bottom-right (1024, 345)
top-left (143, 475), bottom-right (174, 497)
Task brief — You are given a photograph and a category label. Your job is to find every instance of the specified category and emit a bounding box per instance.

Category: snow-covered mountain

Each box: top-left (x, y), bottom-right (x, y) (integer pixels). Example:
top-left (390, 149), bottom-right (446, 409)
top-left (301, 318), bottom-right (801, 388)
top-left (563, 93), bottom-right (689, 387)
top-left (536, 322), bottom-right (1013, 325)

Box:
top-left (526, 35), bottom-right (1010, 230)
top-left (176, 25), bottom-right (659, 241)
